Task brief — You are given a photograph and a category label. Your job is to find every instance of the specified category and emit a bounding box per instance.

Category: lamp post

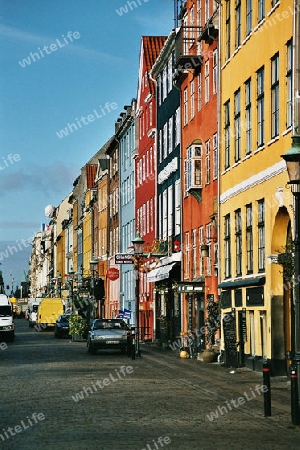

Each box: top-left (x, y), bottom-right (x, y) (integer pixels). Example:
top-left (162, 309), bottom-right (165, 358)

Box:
top-left (89, 259), bottom-right (98, 324)
top-left (281, 132), bottom-right (300, 425)
top-left (67, 268), bottom-right (75, 312)
top-left (132, 232), bottom-right (145, 357)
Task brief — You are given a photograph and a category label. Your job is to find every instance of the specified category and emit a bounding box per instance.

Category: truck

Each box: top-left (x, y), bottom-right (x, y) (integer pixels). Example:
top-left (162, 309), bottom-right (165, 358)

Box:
top-left (0, 294), bottom-right (15, 342)
top-left (36, 298), bottom-right (64, 330)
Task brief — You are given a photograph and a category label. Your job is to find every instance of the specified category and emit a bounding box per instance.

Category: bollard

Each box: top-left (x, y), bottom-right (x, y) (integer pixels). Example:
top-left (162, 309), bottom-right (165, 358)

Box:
top-left (131, 328), bottom-right (136, 360)
top-left (262, 361), bottom-right (271, 417)
top-left (290, 364), bottom-right (300, 425)
top-left (127, 331), bottom-right (131, 357)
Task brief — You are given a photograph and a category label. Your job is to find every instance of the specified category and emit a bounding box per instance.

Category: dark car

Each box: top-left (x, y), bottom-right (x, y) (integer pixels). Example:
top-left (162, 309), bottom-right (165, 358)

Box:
top-left (54, 314), bottom-right (71, 338)
top-left (87, 318), bottom-right (130, 354)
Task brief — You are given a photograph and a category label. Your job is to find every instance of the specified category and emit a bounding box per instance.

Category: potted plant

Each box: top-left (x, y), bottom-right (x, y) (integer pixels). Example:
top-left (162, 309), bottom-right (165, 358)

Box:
top-left (202, 296), bottom-right (220, 363)
top-left (69, 313), bottom-right (87, 341)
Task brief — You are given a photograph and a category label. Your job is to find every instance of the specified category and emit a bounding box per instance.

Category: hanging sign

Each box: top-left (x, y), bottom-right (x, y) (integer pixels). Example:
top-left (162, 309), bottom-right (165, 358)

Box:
top-left (106, 268), bottom-right (119, 281)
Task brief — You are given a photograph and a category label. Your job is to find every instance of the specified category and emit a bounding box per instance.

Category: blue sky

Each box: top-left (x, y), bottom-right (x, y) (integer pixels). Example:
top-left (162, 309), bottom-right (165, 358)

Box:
top-left (0, 0), bottom-right (175, 289)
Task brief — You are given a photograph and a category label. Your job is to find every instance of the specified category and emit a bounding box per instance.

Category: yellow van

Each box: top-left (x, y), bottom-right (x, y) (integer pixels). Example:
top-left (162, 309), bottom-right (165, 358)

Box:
top-left (36, 298), bottom-right (64, 329)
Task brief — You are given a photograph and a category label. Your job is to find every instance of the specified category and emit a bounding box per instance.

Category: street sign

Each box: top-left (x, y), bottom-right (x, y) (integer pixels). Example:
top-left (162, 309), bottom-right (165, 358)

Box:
top-left (115, 254), bottom-right (133, 264)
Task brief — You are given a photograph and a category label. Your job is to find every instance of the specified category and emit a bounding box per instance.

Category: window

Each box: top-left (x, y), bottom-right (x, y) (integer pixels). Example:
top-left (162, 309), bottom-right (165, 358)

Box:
top-left (163, 123), bottom-right (167, 159)
top-left (162, 66), bottom-right (167, 101)
top-left (159, 129), bottom-right (162, 163)
top-left (286, 39), bottom-right (293, 129)
top-left (224, 214), bottom-right (231, 278)
top-left (205, 140), bottom-right (210, 184)
top-left (213, 50), bottom-right (218, 95)
top-left (235, 0), bottom-right (241, 48)
top-left (224, 100), bottom-right (231, 169)
top-left (185, 144), bottom-right (202, 194)
top-left (190, 80), bottom-right (195, 119)
top-left (175, 180), bottom-right (181, 236)
top-left (225, 0), bottom-right (231, 59)
top-left (271, 53), bottom-right (279, 138)
top-left (234, 89), bottom-right (241, 162)
top-left (258, 0), bottom-right (265, 23)
top-left (206, 223), bottom-right (212, 276)
top-left (168, 56), bottom-right (173, 93)
top-left (168, 185), bottom-right (173, 237)
top-left (192, 229), bottom-right (197, 279)
top-left (163, 190), bottom-right (167, 239)
top-left (246, 204), bottom-right (253, 274)
top-left (183, 87), bottom-right (188, 125)
top-left (205, 60), bottom-right (210, 103)
top-left (205, 0), bottom-right (210, 23)
top-left (235, 209), bottom-right (242, 276)
top-left (190, 5), bottom-right (195, 43)
top-left (168, 116), bottom-right (173, 154)
top-left (199, 226), bottom-right (204, 276)
top-left (213, 133), bottom-right (218, 180)
top-left (185, 231), bottom-right (190, 279)
top-left (257, 199), bottom-right (265, 272)
top-left (198, 73), bottom-right (202, 111)
top-left (245, 78), bottom-right (252, 154)
top-left (197, 0), bottom-right (202, 27)
top-left (257, 67), bottom-right (264, 147)
top-left (175, 107), bottom-right (180, 146)
top-left (158, 194), bottom-right (162, 238)
top-left (149, 101), bottom-right (153, 127)
top-left (246, 0), bottom-right (252, 35)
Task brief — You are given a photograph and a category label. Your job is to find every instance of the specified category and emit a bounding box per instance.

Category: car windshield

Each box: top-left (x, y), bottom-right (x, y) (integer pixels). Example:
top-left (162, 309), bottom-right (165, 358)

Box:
top-left (93, 320), bottom-right (128, 330)
top-left (60, 315), bottom-right (70, 322)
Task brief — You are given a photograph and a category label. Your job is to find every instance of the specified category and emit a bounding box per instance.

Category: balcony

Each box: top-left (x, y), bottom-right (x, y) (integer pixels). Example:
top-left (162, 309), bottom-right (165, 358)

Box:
top-left (174, 26), bottom-right (203, 83)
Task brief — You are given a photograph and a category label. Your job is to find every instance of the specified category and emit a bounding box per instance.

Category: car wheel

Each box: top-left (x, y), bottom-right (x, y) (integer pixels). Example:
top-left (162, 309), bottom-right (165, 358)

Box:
top-left (88, 341), bottom-right (97, 354)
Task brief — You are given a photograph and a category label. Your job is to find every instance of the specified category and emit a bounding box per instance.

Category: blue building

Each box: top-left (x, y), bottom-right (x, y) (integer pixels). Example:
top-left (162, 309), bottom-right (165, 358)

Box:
top-left (117, 100), bottom-right (137, 324)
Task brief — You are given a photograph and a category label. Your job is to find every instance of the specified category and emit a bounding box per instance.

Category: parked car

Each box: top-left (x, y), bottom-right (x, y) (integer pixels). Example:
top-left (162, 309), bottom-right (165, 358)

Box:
top-left (87, 318), bottom-right (130, 354)
top-left (54, 314), bottom-right (71, 338)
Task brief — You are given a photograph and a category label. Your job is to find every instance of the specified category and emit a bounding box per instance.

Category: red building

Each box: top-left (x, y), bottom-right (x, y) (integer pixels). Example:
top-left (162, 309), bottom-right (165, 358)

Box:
top-left (175, 1), bottom-right (219, 347)
top-left (135, 36), bottom-right (167, 340)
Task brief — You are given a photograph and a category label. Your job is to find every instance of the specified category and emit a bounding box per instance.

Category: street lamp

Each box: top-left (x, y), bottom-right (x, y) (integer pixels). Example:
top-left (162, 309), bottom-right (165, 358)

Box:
top-left (132, 232), bottom-right (145, 357)
top-left (281, 132), bottom-right (300, 425)
top-left (89, 259), bottom-right (98, 323)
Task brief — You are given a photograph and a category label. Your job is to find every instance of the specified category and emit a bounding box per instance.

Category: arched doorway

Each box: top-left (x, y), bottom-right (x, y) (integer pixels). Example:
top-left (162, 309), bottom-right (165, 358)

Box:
top-left (270, 206), bottom-right (291, 375)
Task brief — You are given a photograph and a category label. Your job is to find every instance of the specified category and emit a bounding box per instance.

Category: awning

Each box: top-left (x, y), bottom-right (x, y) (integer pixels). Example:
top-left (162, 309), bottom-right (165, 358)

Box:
top-left (218, 277), bottom-right (265, 290)
top-left (147, 263), bottom-right (176, 283)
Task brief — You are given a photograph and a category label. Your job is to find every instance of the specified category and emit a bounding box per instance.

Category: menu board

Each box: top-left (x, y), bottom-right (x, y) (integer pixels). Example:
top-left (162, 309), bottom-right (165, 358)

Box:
top-left (223, 313), bottom-right (238, 367)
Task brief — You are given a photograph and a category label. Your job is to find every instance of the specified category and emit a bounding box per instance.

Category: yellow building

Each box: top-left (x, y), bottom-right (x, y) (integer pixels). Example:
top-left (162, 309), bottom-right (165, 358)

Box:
top-left (219, 0), bottom-right (295, 374)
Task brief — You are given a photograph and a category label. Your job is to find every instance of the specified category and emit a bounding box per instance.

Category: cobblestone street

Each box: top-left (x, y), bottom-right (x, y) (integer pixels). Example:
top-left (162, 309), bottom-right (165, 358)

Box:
top-left (0, 319), bottom-right (299, 450)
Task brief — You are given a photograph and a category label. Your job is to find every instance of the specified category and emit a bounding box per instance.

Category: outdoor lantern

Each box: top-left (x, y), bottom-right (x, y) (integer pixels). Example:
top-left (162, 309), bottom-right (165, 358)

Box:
top-left (281, 133), bottom-right (300, 191)
top-left (131, 232), bottom-right (145, 255)
top-left (201, 244), bottom-right (209, 258)
top-left (90, 259), bottom-right (98, 273)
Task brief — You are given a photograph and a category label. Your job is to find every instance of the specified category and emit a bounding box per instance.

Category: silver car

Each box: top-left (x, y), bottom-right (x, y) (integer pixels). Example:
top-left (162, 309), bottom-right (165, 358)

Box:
top-left (87, 318), bottom-right (130, 354)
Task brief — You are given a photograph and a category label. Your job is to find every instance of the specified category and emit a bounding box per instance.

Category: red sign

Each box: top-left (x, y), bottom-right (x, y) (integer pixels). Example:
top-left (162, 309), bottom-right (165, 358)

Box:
top-left (106, 268), bottom-right (119, 281)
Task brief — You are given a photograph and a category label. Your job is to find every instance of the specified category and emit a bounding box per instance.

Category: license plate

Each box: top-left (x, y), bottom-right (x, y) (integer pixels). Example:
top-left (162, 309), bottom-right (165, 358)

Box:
top-left (106, 340), bottom-right (119, 344)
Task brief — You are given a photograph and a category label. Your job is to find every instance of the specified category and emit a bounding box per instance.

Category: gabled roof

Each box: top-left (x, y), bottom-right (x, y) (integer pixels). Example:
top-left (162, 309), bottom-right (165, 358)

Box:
top-left (141, 36), bottom-right (167, 95)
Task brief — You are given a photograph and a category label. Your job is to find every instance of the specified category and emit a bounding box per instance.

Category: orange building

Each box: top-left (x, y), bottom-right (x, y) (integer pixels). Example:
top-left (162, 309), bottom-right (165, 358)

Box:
top-left (175, 0), bottom-right (219, 347)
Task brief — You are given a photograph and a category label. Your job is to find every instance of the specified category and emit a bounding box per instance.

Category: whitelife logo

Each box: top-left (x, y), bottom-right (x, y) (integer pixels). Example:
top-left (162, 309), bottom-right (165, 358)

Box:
top-left (18, 31), bottom-right (81, 68)
top-left (55, 101), bottom-right (118, 139)
top-left (0, 412), bottom-right (45, 442)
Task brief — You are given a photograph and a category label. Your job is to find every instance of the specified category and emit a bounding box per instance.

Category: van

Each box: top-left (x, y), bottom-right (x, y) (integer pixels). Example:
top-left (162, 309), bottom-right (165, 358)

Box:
top-left (0, 294), bottom-right (14, 342)
top-left (36, 298), bottom-right (64, 329)
top-left (28, 300), bottom-right (42, 327)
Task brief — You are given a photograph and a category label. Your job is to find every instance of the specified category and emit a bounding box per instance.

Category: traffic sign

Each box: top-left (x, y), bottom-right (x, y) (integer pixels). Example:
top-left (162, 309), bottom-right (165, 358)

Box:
top-left (115, 253), bottom-right (133, 264)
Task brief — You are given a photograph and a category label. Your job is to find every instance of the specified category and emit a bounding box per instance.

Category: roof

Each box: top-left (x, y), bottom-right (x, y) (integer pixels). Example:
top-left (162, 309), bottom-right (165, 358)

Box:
top-left (142, 36), bottom-right (167, 94)
top-left (86, 164), bottom-right (97, 189)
